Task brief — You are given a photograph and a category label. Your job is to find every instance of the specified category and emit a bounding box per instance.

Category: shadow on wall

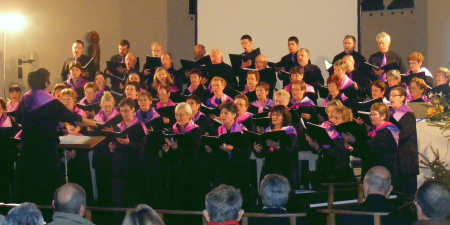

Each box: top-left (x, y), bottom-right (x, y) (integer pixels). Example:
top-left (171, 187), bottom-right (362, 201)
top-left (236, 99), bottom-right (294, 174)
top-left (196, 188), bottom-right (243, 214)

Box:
top-left (361, 0), bottom-right (414, 11)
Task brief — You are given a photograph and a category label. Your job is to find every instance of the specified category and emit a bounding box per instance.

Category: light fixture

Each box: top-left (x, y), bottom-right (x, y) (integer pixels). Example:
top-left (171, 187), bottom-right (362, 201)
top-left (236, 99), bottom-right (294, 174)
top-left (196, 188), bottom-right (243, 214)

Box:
top-left (0, 13), bottom-right (25, 97)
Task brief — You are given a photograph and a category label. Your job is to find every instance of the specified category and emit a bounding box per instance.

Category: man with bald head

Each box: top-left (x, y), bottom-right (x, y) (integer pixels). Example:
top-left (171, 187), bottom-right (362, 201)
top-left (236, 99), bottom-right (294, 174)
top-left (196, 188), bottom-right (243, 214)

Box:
top-left (255, 54), bottom-right (277, 96)
top-left (194, 44), bottom-right (206, 60)
top-left (151, 42), bottom-right (164, 57)
top-left (110, 52), bottom-right (139, 92)
top-left (297, 48), bottom-right (323, 100)
top-left (48, 183), bottom-right (95, 225)
top-left (339, 166), bottom-right (405, 224)
top-left (204, 48), bottom-right (237, 89)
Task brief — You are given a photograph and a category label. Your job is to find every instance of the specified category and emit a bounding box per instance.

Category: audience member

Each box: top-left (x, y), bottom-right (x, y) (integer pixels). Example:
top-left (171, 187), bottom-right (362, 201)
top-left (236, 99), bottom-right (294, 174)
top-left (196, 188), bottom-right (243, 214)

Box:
top-left (2, 202), bottom-right (44, 225)
top-left (203, 184), bottom-right (244, 225)
top-left (48, 183), bottom-right (95, 225)
top-left (122, 204), bottom-right (164, 225)
top-left (414, 180), bottom-right (450, 224)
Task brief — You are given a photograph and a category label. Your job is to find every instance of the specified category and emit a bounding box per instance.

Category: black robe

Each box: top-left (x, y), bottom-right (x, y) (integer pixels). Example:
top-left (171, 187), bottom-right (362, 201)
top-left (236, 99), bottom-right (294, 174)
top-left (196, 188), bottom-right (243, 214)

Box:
top-left (351, 127), bottom-right (399, 180)
top-left (395, 111), bottom-right (418, 196)
top-left (162, 126), bottom-right (202, 210)
top-left (15, 97), bottom-right (82, 204)
top-left (204, 63), bottom-right (238, 90)
top-left (331, 50), bottom-right (367, 75)
top-left (277, 52), bottom-right (299, 86)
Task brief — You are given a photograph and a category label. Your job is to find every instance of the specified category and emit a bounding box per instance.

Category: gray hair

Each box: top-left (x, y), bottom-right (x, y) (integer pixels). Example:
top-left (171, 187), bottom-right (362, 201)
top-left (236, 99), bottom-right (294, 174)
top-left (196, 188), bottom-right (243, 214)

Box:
top-left (376, 32), bottom-right (391, 43)
top-left (210, 47), bottom-right (223, 58)
top-left (175, 102), bottom-right (193, 116)
top-left (151, 42), bottom-right (163, 50)
top-left (274, 90), bottom-right (291, 102)
top-left (205, 184), bottom-right (242, 223)
top-left (387, 70), bottom-right (401, 81)
top-left (259, 174), bottom-right (291, 207)
top-left (416, 180), bottom-right (450, 220)
top-left (122, 204), bottom-right (164, 225)
top-left (2, 203), bottom-right (44, 225)
top-left (364, 166), bottom-right (391, 195)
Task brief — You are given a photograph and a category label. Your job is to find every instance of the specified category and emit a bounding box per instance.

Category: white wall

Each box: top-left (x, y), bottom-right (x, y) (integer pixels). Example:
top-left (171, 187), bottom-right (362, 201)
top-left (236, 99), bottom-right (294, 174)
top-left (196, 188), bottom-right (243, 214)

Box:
top-left (427, 0), bottom-right (450, 73)
top-left (360, 1), bottom-right (428, 72)
top-left (197, 0), bottom-right (358, 74)
top-left (0, 0), bottom-right (170, 96)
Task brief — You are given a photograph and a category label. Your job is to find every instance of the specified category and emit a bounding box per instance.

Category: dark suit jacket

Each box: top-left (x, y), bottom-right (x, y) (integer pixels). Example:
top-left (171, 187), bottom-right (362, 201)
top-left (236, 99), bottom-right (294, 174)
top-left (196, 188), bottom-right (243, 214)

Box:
top-left (61, 54), bottom-right (96, 81)
top-left (338, 194), bottom-right (405, 225)
top-left (368, 50), bottom-right (407, 79)
top-left (277, 52), bottom-right (299, 86)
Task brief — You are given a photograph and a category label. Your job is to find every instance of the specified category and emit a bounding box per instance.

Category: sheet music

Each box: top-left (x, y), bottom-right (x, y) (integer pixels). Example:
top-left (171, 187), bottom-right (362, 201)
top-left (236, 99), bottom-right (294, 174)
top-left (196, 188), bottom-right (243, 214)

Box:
top-left (59, 135), bottom-right (92, 144)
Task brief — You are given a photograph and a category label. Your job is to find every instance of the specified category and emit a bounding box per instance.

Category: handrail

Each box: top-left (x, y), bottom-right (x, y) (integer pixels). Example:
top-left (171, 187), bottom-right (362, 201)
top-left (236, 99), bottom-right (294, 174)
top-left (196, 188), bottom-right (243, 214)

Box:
top-left (0, 203), bottom-right (307, 225)
top-left (317, 209), bottom-right (389, 225)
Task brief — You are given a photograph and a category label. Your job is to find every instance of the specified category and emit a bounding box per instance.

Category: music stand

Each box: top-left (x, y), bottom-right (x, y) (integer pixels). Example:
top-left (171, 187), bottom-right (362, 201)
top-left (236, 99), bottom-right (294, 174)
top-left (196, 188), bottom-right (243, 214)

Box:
top-left (59, 136), bottom-right (106, 183)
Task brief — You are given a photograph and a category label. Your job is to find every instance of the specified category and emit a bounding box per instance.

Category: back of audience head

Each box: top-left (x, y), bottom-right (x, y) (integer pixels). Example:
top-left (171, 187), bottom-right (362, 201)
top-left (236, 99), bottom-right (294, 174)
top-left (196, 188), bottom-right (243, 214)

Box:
top-left (415, 180), bottom-right (450, 221)
top-left (259, 174), bottom-right (291, 208)
top-left (3, 202), bottom-right (44, 225)
top-left (204, 184), bottom-right (244, 223)
top-left (53, 183), bottom-right (87, 216)
top-left (122, 204), bottom-right (165, 225)
top-left (363, 166), bottom-right (392, 198)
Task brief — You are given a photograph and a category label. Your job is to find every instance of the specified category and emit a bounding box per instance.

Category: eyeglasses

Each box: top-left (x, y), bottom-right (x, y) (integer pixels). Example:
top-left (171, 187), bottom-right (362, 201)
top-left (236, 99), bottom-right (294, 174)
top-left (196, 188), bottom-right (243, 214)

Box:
top-left (175, 113), bottom-right (187, 117)
top-left (272, 113), bottom-right (283, 118)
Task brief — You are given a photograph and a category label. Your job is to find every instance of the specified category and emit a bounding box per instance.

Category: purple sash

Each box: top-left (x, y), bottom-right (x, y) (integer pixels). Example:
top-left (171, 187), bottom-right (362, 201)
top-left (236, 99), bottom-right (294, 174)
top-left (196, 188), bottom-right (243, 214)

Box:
top-left (172, 120), bottom-right (198, 133)
top-left (0, 114), bottom-right (12, 128)
top-left (156, 99), bottom-right (176, 109)
top-left (135, 107), bottom-right (160, 123)
top-left (321, 121), bottom-right (341, 140)
top-left (208, 94), bottom-right (232, 108)
top-left (117, 117), bottom-right (149, 135)
top-left (305, 84), bottom-right (315, 93)
top-left (6, 100), bottom-right (19, 112)
top-left (390, 104), bottom-right (413, 122)
top-left (290, 96), bottom-right (315, 109)
top-left (66, 77), bottom-right (87, 89)
top-left (284, 84), bottom-right (292, 92)
top-left (236, 112), bottom-right (251, 123)
top-left (193, 111), bottom-right (206, 122)
top-left (73, 106), bottom-right (87, 118)
top-left (252, 98), bottom-right (275, 113)
top-left (94, 108), bottom-right (120, 123)
top-left (218, 122), bottom-right (247, 136)
top-left (22, 90), bottom-right (56, 112)
top-left (265, 126), bottom-right (297, 135)
top-left (368, 122), bottom-right (400, 145)
top-left (340, 75), bottom-right (354, 90)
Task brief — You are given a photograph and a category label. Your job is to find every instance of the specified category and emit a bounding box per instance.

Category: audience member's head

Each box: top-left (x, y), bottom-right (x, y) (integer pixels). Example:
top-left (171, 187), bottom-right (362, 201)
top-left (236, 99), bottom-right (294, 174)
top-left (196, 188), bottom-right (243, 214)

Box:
top-left (203, 184), bottom-right (244, 223)
top-left (363, 166), bottom-right (393, 198)
top-left (259, 174), bottom-right (291, 208)
top-left (122, 204), bottom-right (165, 225)
top-left (415, 180), bottom-right (450, 221)
top-left (53, 183), bottom-right (87, 217)
top-left (2, 202), bottom-right (44, 225)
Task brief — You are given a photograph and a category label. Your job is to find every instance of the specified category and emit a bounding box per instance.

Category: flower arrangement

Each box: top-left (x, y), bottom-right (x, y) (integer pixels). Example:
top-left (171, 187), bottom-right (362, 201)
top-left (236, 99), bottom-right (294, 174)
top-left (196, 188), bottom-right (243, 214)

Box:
top-left (426, 92), bottom-right (449, 122)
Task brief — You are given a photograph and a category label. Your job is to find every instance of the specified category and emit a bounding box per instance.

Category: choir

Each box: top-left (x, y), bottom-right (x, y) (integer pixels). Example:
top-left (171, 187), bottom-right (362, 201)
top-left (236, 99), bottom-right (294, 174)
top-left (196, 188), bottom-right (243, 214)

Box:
top-left (1, 31), bottom-right (444, 211)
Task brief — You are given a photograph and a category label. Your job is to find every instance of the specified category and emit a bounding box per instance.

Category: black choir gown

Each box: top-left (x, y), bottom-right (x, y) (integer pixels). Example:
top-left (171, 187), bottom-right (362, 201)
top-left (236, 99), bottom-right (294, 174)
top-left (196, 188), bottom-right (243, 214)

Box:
top-left (15, 97), bottom-right (82, 205)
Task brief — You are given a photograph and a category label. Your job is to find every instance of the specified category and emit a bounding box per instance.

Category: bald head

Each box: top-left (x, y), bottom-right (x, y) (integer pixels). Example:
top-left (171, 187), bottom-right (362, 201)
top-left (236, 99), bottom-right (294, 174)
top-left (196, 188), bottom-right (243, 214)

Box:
top-left (53, 183), bottom-right (86, 215)
top-left (194, 44), bottom-right (206, 60)
top-left (126, 52), bottom-right (137, 69)
top-left (255, 54), bottom-right (268, 70)
top-left (151, 43), bottom-right (163, 57)
top-left (364, 166), bottom-right (392, 198)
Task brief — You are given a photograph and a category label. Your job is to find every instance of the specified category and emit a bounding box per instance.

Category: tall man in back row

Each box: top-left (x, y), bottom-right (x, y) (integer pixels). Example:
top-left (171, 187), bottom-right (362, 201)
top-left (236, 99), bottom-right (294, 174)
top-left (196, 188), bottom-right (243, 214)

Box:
top-left (277, 36), bottom-right (300, 87)
top-left (238, 35), bottom-right (260, 90)
top-left (330, 35), bottom-right (366, 75)
top-left (61, 40), bottom-right (96, 82)
top-left (297, 48), bottom-right (323, 100)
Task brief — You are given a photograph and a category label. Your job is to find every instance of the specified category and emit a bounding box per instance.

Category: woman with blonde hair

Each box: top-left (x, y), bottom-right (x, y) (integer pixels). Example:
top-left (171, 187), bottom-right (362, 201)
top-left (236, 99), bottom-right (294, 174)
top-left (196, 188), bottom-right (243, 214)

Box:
top-left (150, 67), bottom-right (180, 96)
